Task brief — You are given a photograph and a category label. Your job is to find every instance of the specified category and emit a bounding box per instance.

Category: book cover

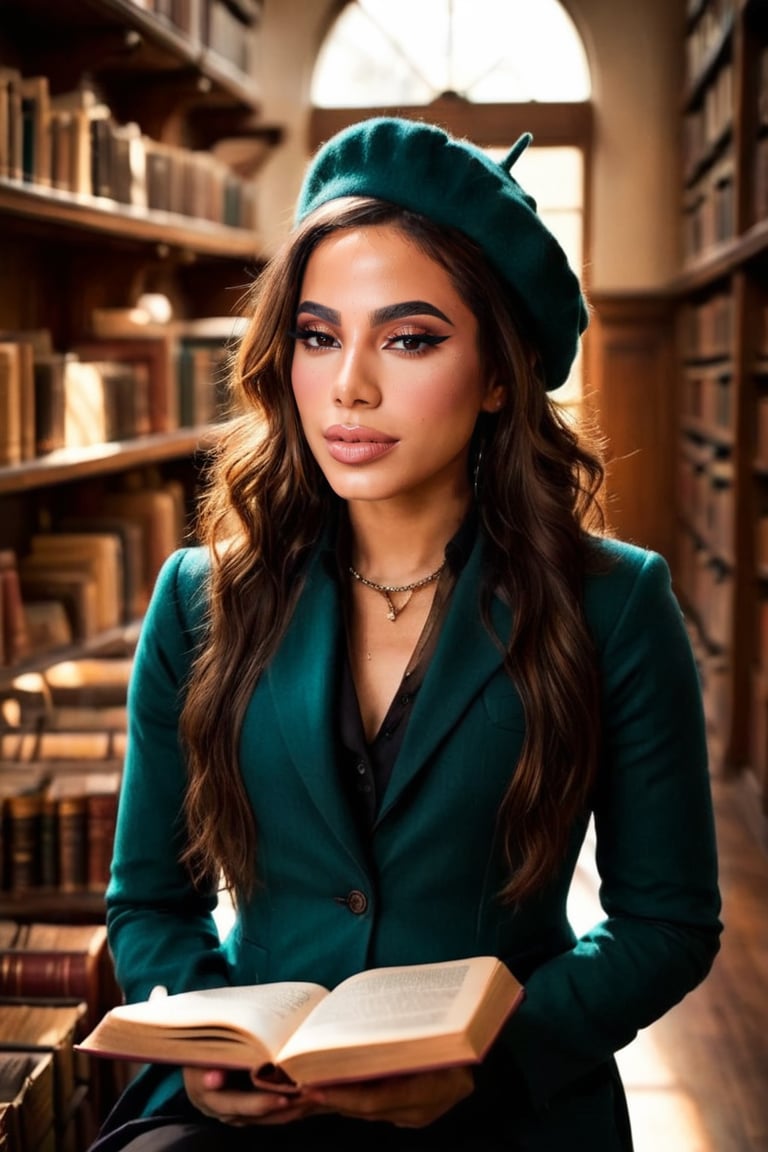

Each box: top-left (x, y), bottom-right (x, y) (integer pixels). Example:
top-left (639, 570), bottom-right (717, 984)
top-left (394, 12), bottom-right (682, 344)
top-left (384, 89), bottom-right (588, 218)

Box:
top-left (3, 791), bottom-right (44, 892)
top-left (0, 1051), bottom-right (55, 1152)
top-left (10, 338), bottom-right (35, 462)
top-left (0, 550), bottom-right (30, 665)
top-left (85, 788), bottom-right (119, 893)
top-left (0, 923), bottom-right (112, 1029)
top-left (0, 1002), bottom-right (88, 1129)
top-left (72, 338), bottom-right (175, 436)
top-left (33, 353), bottom-right (69, 455)
top-left (101, 488), bottom-right (182, 589)
top-left (19, 569), bottom-right (101, 643)
top-left (58, 516), bottom-right (146, 621)
top-left (18, 75), bottom-right (51, 187)
top-left (0, 67), bottom-right (22, 180)
top-left (24, 600), bottom-right (73, 655)
top-left (77, 957), bottom-right (524, 1090)
top-left (25, 534), bottom-right (124, 633)
top-left (0, 343), bottom-right (22, 468)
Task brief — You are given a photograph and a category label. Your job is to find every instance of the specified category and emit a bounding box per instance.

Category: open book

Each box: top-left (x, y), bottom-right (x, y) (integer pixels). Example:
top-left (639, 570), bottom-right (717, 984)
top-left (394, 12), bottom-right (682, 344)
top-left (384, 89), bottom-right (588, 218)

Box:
top-left (76, 956), bottom-right (524, 1091)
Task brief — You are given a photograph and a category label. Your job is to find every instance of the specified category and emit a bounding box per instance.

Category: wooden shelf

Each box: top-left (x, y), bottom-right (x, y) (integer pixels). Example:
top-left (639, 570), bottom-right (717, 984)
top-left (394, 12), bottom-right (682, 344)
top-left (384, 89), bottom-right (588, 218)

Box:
top-left (676, 0), bottom-right (768, 795)
top-left (0, 0), bottom-right (261, 110)
top-left (684, 10), bottom-right (735, 111)
top-left (680, 417), bottom-right (735, 447)
top-left (0, 428), bottom-right (220, 496)
top-left (0, 0), bottom-right (269, 928)
top-left (0, 890), bottom-right (108, 924)
top-left (0, 181), bottom-right (260, 260)
top-left (675, 216), bottom-right (768, 291)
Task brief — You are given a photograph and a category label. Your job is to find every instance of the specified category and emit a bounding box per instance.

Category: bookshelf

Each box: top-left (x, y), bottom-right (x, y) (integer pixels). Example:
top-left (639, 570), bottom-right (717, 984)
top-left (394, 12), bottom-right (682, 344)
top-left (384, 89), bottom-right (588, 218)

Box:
top-left (675, 0), bottom-right (768, 819)
top-left (0, 0), bottom-right (279, 927)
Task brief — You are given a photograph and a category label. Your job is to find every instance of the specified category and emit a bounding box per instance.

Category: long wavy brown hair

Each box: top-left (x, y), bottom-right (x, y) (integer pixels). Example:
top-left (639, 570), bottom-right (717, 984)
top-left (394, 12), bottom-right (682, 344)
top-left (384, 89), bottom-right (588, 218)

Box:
top-left (179, 197), bottom-right (608, 905)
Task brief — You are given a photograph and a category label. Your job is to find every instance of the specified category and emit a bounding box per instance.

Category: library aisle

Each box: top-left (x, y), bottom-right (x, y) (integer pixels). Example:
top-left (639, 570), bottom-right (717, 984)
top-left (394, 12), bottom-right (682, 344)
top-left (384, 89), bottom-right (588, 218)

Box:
top-left (569, 776), bottom-right (768, 1152)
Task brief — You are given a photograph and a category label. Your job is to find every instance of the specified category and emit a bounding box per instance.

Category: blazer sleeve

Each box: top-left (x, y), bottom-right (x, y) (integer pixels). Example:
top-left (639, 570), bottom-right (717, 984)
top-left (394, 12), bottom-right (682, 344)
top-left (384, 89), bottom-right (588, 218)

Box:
top-left (498, 546), bottom-right (722, 1109)
top-left (106, 547), bottom-right (232, 1004)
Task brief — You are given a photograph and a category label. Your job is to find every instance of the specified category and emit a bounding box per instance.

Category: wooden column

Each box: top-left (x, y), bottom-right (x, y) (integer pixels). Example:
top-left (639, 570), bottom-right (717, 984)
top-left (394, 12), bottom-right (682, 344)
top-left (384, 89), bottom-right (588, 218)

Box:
top-left (585, 293), bottom-right (677, 562)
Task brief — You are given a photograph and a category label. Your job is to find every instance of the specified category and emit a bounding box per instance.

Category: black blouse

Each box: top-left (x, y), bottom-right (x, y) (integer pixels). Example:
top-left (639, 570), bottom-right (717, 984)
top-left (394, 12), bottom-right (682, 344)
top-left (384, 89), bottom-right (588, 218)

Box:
top-left (336, 513), bottom-right (477, 830)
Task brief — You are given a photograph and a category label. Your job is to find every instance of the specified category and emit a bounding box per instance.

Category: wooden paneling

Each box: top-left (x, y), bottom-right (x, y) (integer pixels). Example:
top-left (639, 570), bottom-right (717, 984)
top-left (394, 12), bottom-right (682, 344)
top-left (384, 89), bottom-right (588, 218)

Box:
top-left (586, 293), bottom-right (677, 560)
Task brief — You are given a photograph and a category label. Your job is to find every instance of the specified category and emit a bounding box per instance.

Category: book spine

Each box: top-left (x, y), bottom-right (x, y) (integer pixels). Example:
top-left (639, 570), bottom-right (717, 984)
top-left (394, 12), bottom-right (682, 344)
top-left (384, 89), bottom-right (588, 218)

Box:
top-left (85, 793), bottom-right (117, 892)
top-left (33, 358), bottom-right (66, 455)
top-left (56, 797), bottom-right (88, 892)
top-left (0, 559), bottom-right (30, 665)
top-left (4, 793), bottom-right (43, 891)
top-left (39, 795), bottom-right (59, 888)
top-left (0, 952), bottom-right (93, 1004)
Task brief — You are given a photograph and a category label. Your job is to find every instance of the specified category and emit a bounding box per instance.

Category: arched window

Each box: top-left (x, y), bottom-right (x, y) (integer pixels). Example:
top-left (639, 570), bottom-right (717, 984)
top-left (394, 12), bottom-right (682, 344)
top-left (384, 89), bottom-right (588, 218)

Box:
top-left (309, 1), bottom-right (592, 404)
top-left (312, 0), bottom-right (590, 107)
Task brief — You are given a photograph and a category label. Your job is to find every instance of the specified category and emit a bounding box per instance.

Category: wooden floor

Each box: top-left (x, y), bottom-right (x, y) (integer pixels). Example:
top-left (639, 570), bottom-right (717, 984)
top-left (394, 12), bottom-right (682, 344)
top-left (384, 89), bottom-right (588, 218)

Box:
top-left (570, 773), bottom-right (768, 1152)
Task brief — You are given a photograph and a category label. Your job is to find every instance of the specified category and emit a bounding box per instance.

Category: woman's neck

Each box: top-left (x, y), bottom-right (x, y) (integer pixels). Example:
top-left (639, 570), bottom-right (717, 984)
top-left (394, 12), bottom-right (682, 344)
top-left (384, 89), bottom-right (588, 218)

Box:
top-left (345, 495), bottom-right (470, 583)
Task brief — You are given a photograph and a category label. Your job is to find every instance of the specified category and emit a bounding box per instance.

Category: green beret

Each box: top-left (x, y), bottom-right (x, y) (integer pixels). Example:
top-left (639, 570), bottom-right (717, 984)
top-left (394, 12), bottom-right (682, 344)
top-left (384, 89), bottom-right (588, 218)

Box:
top-left (295, 116), bottom-right (588, 391)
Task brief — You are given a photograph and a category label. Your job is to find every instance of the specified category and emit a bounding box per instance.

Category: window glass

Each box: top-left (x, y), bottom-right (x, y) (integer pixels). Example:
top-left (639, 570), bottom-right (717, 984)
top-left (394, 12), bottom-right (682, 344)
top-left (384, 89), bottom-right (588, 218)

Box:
top-left (312, 0), bottom-right (591, 107)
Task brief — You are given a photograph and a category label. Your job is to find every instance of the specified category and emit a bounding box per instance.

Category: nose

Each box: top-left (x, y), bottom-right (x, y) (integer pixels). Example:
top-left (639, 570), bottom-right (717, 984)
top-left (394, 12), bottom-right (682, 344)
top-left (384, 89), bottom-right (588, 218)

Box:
top-left (333, 343), bottom-right (380, 409)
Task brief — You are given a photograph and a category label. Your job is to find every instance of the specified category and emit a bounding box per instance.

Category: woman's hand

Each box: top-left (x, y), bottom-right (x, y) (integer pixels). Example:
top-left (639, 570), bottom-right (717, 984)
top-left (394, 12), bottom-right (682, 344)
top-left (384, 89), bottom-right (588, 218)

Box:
top-left (183, 1066), bottom-right (316, 1126)
top-left (304, 1065), bottom-right (475, 1128)
top-left (181, 1065), bottom-right (474, 1128)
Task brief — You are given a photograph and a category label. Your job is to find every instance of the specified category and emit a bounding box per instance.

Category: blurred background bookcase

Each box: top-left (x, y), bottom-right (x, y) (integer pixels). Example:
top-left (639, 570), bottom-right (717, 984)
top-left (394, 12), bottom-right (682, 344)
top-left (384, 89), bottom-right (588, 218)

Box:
top-left (0, 0), bottom-right (281, 926)
top-left (675, 0), bottom-right (768, 819)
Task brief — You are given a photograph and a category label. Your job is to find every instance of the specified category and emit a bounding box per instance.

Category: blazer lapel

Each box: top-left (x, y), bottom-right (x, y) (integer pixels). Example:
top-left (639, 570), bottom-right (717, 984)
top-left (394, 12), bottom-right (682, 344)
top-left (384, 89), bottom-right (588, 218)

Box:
top-left (266, 547), bottom-right (365, 862)
top-left (378, 535), bottom-right (512, 822)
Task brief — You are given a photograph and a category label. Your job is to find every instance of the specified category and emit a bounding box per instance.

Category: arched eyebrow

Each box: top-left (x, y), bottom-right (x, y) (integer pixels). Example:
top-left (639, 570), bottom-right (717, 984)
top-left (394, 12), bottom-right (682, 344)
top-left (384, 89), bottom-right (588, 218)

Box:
top-left (370, 301), bottom-right (453, 326)
top-left (295, 300), bottom-right (454, 327)
top-left (296, 301), bottom-right (340, 324)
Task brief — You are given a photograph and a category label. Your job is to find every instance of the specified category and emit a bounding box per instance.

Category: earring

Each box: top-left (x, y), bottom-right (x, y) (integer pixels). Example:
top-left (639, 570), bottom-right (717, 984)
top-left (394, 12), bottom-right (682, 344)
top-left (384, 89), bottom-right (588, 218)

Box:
top-left (473, 442), bottom-right (484, 501)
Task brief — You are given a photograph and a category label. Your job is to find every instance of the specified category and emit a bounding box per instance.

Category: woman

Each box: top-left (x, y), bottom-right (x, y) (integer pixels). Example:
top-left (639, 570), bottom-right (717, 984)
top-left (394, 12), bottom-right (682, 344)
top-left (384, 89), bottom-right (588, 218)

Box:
top-left (95, 118), bottom-right (721, 1151)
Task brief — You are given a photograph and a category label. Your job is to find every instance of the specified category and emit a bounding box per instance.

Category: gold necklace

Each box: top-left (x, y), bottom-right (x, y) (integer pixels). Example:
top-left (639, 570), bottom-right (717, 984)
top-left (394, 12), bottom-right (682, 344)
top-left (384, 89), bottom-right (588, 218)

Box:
top-left (348, 561), bottom-right (446, 622)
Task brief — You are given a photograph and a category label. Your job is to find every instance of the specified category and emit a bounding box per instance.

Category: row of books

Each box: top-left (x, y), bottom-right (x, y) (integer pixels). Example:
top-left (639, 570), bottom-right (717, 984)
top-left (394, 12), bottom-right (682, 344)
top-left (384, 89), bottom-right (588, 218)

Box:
top-left (0, 488), bottom-right (184, 665)
top-left (129, 0), bottom-right (261, 75)
top-left (0, 72), bottom-right (258, 230)
top-left (0, 1008), bottom-right (94, 1152)
top-left (677, 531), bottom-right (734, 652)
top-left (0, 319), bottom-right (238, 468)
top-left (681, 365), bottom-right (734, 437)
top-left (0, 920), bottom-right (126, 1149)
top-left (683, 61), bottom-right (733, 185)
top-left (677, 444), bottom-right (734, 564)
top-left (680, 293), bottom-right (734, 363)
top-left (683, 162), bottom-right (736, 261)
top-left (0, 766), bottom-right (122, 899)
top-left (0, 654), bottom-right (130, 894)
top-left (684, 0), bottom-right (735, 93)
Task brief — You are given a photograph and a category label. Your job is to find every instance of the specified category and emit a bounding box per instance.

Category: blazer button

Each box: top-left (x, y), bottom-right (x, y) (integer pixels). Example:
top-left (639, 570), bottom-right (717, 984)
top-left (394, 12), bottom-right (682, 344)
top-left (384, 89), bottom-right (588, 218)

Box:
top-left (346, 890), bottom-right (368, 915)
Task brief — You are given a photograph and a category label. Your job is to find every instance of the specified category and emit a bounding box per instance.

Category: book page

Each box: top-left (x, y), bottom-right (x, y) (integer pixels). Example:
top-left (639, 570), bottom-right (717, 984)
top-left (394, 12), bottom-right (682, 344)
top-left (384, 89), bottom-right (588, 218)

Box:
top-left (101, 982), bottom-right (327, 1060)
top-left (279, 958), bottom-right (492, 1058)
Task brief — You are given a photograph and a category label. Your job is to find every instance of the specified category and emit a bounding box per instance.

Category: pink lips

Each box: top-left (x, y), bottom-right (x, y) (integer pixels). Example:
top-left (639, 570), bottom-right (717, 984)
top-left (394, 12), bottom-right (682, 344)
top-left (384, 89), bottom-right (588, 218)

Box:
top-left (324, 424), bottom-right (398, 465)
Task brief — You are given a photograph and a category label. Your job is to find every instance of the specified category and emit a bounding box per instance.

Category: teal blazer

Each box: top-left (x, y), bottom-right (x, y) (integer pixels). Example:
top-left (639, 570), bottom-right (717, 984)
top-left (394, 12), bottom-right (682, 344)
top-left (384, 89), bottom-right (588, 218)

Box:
top-left (105, 531), bottom-right (721, 1150)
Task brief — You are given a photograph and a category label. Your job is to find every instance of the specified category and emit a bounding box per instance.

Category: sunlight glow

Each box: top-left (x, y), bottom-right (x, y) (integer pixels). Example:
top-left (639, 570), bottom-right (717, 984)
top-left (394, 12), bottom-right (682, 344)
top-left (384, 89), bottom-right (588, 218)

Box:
top-left (487, 146), bottom-right (584, 404)
top-left (312, 0), bottom-right (591, 107)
